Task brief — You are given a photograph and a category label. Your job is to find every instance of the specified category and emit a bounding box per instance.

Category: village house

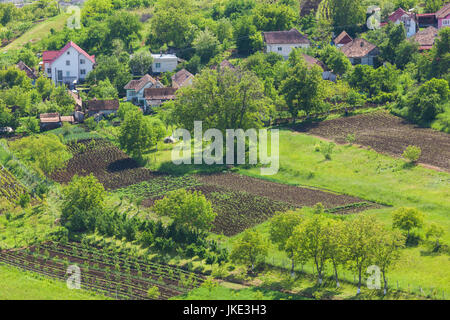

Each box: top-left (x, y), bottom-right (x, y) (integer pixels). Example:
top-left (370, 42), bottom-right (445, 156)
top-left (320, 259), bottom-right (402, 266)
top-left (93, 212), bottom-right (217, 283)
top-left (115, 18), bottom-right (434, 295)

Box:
top-left (39, 113), bottom-right (74, 131)
top-left (436, 2), bottom-right (450, 29)
top-left (411, 26), bottom-right (439, 51)
top-left (340, 38), bottom-right (379, 66)
top-left (16, 61), bottom-right (38, 83)
top-left (302, 54), bottom-right (336, 81)
top-left (387, 8), bottom-right (417, 38)
top-left (151, 54), bottom-right (178, 73)
top-left (41, 41), bottom-right (95, 88)
top-left (144, 87), bottom-right (177, 111)
top-left (211, 59), bottom-right (236, 71)
top-left (333, 31), bottom-right (353, 48)
top-left (262, 28), bottom-right (310, 59)
top-left (124, 74), bottom-right (164, 108)
top-left (85, 98), bottom-right (120, 119)
top-left (171, 69), bottom-right (194, 89)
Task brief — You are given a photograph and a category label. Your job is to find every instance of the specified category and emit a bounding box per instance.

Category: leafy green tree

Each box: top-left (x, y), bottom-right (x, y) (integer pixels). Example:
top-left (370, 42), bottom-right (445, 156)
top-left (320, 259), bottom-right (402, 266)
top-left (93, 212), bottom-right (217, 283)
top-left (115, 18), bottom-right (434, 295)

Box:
top-left (430, 27), bottom-right (450, 79)
top-left (426, 223), bottom-right (445, 251)
top-left (147, 286), bottom-right (160, 299)
top-left (153, 189), bottom-right (216, 232)
top-left (287, 215), bottom-right (332, 285)
top-left (9, 134), bottom-right (72, 175)
top-left (129, 51), bottom-right (153, 76)
top-left (319, 45), bottom-right (352, 76)
top-left (372, 228), bottom-right (405, 295)
top-left (379, 23), bottom-right (407, 64)
top-left (402, 145), bottom-right (421, 164)
top-left (344, 215), bottom-right (381, 294)
top-left (88, 79), bottom-right (119, 99)
top-left (0, 100), bottom-right (18, 129)
top-left (233, 15), bottom-right (263, 55)
top-left (407, 78), bottom-right (449, 122)
top-left (118, 107), bottom-right (160, 159)
top-left (269, 210), bottom-right (303, 275)
top-left (106, 11), bottom-right (142, 51)
top-left (392, 207), bottom-right (424, 239)
top-left (231, 229), bottom-right (268, 273)
top-left (281, 50), bottom-right (325, 120)
top-left (424, 0), bottom-right (445, 13)
top-left (325, 219), bottom-right (348, 288)
top-left (193, 29), bottom-right (220, 63)
top-left (253, 3), bottom-right (297, 31)
top-left (61, 174), bottom-right (106, 232)
top-left (329, 0), bottom-right (366, 34)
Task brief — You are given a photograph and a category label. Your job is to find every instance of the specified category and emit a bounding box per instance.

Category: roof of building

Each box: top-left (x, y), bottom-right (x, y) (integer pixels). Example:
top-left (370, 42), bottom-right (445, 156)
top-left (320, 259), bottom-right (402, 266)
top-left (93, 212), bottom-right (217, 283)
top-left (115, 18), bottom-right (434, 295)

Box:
top-left (171, 69), bottom-right (194, 88)
top-left (86, 99), bottom-right (120, 112)
top-left (436, 2), bottom-right (450, 18)
top-left (40, 113), bottom-right (61, 123)
top-left (340, 38), bottom-right (378, 58)
top-left (60, 116), bottom-right (75, 123)
top-left (302, 54), bottom-right (327, 71)
top-left (388, 7), bottom-right (416, 22)
top-left (16, 61), bottom-right (38, 80)
top-left (43, 41), bottom-right (95, 65)
top-left (144, 87), bottom-right (177, 100)
top-left (68, 90), bottom-right (82, 108)
top-left (151, 53), bottom-right (177, 60)
top-left (334, 31), bottom-right (353, 45)
top-left (262, 28), bottom-right (310, 45)
top-left (412, 26), bottom-right (439, 49)
top-left (211, 59), bottom-right (236, 71)
top-left (124, 74), bottom-right (159, 91)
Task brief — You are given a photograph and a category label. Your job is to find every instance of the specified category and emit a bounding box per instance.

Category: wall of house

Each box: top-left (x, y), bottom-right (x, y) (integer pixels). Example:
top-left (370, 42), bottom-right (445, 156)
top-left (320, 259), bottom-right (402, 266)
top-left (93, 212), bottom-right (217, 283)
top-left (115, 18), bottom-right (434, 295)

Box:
top-left (394, 15), bottom-right (417, 37)
top-left (266, 43), bottom-right (309, 58)
top-left (152, 57), bottom-right (178, 73)
top-left (48, 47), bottom-right (94, 85)
top-left (438, 14), bottom-right (450, 28)
top-left (350, 55), bottom-right (374, 66)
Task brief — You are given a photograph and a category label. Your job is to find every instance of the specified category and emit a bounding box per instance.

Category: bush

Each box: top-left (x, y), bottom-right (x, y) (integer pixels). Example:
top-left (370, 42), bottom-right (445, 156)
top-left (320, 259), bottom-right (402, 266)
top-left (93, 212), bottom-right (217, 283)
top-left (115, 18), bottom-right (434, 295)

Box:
top-left (345, 133), bottom-right (356, 145)
top-left (320, 142), bottom-right (335, 160)
top-left (147, 286), bottom-right (160, 299)
top-left (313, 202), bottom-right (325, 214)
top-left (402, 145), bottom-right (421, 163)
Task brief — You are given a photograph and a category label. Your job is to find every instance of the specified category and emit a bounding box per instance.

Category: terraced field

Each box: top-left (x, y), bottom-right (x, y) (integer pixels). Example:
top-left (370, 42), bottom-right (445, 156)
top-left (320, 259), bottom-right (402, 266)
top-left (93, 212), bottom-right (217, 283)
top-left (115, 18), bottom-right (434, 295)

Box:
top-left (0, 165), bottom-right (28, 205)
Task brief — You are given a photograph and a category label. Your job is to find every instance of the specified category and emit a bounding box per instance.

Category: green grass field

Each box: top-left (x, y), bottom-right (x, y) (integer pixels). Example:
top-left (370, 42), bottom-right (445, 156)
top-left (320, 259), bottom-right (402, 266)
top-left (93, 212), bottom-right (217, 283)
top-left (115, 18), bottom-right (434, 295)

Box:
top-left (0, 264), bottom-right (107, 300)
top-left (2, 14), bottom-right (69, 53)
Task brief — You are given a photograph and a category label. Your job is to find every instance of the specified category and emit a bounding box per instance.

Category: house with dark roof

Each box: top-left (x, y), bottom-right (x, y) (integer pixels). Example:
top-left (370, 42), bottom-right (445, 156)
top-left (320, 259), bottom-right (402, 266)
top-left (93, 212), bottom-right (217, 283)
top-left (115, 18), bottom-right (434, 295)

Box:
top-left (302, 54), bottom-right (336, 81)
top-left (85, 98), bottom-right (119, 118)
top-left (39, 113), bottom-right (62, 131)
top-left (333, 31), bottom-right (353, 47)
top-left (144, 87), bottom-right (177, 110)
top-left (16, 61), bottom-right (38, 82)
top-left (171, 69), bottom-right (194, 89)
top-left (387, 8), bottom-right (417, 37)
top-left (124, 74), bottom-right (163, 108)
top-left (41, 41), bottom-right (95, 87)
top-left (340, 38), bottom-right (379, 66)
top-left (411, 26), bottom-right (439, 51)
top-left (436, 2), bottom-right (450, 29)
top-left (262, 28), bottom-right (310, 58)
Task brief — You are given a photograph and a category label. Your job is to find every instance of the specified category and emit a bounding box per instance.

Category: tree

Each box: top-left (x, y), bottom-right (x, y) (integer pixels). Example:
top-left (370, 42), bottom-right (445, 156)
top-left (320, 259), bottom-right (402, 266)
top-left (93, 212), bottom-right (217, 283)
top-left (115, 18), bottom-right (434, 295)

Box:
top-left (424, 0), bottom-right (445, 13)
top-left (402, 145), bottom-right (421, 164)
top-left (88, 79), bottom-right (119, 99)
top-left (129, 51), bottom-right (153, 76)
top-left (319, 45), bottom-right (352, 76)
top-left (233, 15), bottom-right (263, 55)
top-left (426, 223), bottom-right (445, 251)
top-left (173, 67), bottom-right (269, 134)
top-left (326, 219), bottom-right (348, 288)
top-left (230, 229), bottom-right (268, 273)
top-left (61, 174), bottom-right (106, 231)
top-left (344, 215), bottom-right (381, 294)
top-left (372, 228), bottom-right (405, 294)
top-left (9, 134), bottom-right (72, 175)
top-left (106, 11), bottom-right (142, 51)
top-left (392, 207), bottom-right (424, 239)
top-left (146, 286), bottom-right (160, 299)
top-left (286, 215), bottom-right (332, 285)
top-left (253, 3), bottom-right (297, 31)
top-left (430, 27), bottom-right (450, 78)
top-left (118, 107), bottom-right (160, 159)
top-left (269, 210), bottom-right (303, 275)
top-left (329, 0), bottom-right (366, 34)
top-left (152, 189), bottom-right (216, 232)
top-left (379, 23), bottom-right (407, 64)
top-left (281, 50), bottom-right (325, 120)
top-left (193, 29), bottom-right (220, 63)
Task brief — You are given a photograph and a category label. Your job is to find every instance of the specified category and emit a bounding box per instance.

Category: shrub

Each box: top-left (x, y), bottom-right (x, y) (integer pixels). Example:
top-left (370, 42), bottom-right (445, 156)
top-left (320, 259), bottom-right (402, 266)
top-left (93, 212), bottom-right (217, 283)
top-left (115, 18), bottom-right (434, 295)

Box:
top-left (345, 133), bottom-right (356, 145)
top-left (402, 145), bottom-right (421, 163)
top-left (320, 142), bottom-right (335, 160)
top-left (313, 202), bottom-right (325, 214)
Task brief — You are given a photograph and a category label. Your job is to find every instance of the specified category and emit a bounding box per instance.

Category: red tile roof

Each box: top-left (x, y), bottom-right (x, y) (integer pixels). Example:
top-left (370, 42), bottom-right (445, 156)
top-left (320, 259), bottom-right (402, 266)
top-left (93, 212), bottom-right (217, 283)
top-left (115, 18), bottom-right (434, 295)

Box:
top-left (144, 87), bottom-right (177, 100)
top-left (262, 28), bottom-right (310, 45)
top-left (171, 69), bottom-right (194, 88)
top-left (412, 26), bottom-right (438, 49)
top-left (211, 59), bottom-right (236, 71)
top-left (388, 7), bottom-right (416, 22)
top-left (334, 31), bottom-right (353, 45)
top-left (436, 2), bottom-right (450, 19)
top-left (42, 41), bottom-right (95, 65)
top-left (86, 99), bottom-right (119, 112)
top-left (340, 38), bottom-right (378, 58)
top-left (40, 113), bottom-right (61, 123)
top-left (124, 74), bottom-right (159, 91)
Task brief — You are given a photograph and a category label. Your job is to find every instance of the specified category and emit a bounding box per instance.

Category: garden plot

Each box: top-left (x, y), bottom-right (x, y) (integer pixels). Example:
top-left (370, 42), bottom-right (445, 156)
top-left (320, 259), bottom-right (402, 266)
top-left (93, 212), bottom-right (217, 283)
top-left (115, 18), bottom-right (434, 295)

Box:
top-left (0, 166), bottom-right (28, 205)
top-left (50, 139), bottom-right (163, 190)
top-left (0, 241), bottom-right (204, 300)
top-left (295, 111), bottom-right (450, 170)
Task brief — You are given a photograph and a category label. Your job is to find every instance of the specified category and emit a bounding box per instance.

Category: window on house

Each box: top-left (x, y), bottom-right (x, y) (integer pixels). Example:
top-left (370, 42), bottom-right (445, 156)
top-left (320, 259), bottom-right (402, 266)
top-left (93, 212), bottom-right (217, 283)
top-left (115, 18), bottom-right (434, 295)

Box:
top-left (66, 60), bottom-right (70, 66)
top-left (66, 71), bottom-right (70, 77)
top-left (278, 47), bottom-right (282, 51)
top-left (80, 59), bottom-right (85, 64)
top-left (353, 58), bottom-right (362, 65)
top-left (80, 69), bottom-right (86, 75)
top-left (67, 51), bottom-right (70, 55)
top-left (47, 68), bottom-right (51, 74)
top-left (155, 63), bottom-right (161, 68)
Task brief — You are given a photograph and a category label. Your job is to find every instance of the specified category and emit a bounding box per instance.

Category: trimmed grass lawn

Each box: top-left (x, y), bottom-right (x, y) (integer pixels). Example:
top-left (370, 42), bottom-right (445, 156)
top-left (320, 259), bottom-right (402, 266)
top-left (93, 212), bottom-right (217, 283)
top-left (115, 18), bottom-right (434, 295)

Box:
top-left (0, 264), bottom-right (107, 300)
top-left (3, 14), bottom-right (69, 53)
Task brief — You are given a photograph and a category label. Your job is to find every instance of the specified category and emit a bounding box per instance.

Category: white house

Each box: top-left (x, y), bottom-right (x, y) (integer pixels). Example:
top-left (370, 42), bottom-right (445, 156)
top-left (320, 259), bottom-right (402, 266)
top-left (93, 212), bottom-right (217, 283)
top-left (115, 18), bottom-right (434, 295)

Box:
top-left (262, 28), bottom-right (310, 59)
top-left (151, 54), bottom-right (178, 73)
top-left (42, 41), bottom-right (95, 87)
top-left (387, 7), bottom-right (417, 38)
top-left (124, 74), bottom-right (164, 108)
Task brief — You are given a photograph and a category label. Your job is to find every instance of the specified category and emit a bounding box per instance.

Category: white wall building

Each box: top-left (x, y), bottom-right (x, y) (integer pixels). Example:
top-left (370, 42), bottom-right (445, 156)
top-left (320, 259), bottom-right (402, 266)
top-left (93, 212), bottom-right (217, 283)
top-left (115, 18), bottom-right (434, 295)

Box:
top-left (42, 41), bottom-right (95, 87)
top-left (151, 54), bottom-right (178, 73)
top-left (262, 28), bottom-right (310, 59)
top-left (388, 8), bottom-right (417, 38)
top-left (124, 74), bottom-right (164, 108)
